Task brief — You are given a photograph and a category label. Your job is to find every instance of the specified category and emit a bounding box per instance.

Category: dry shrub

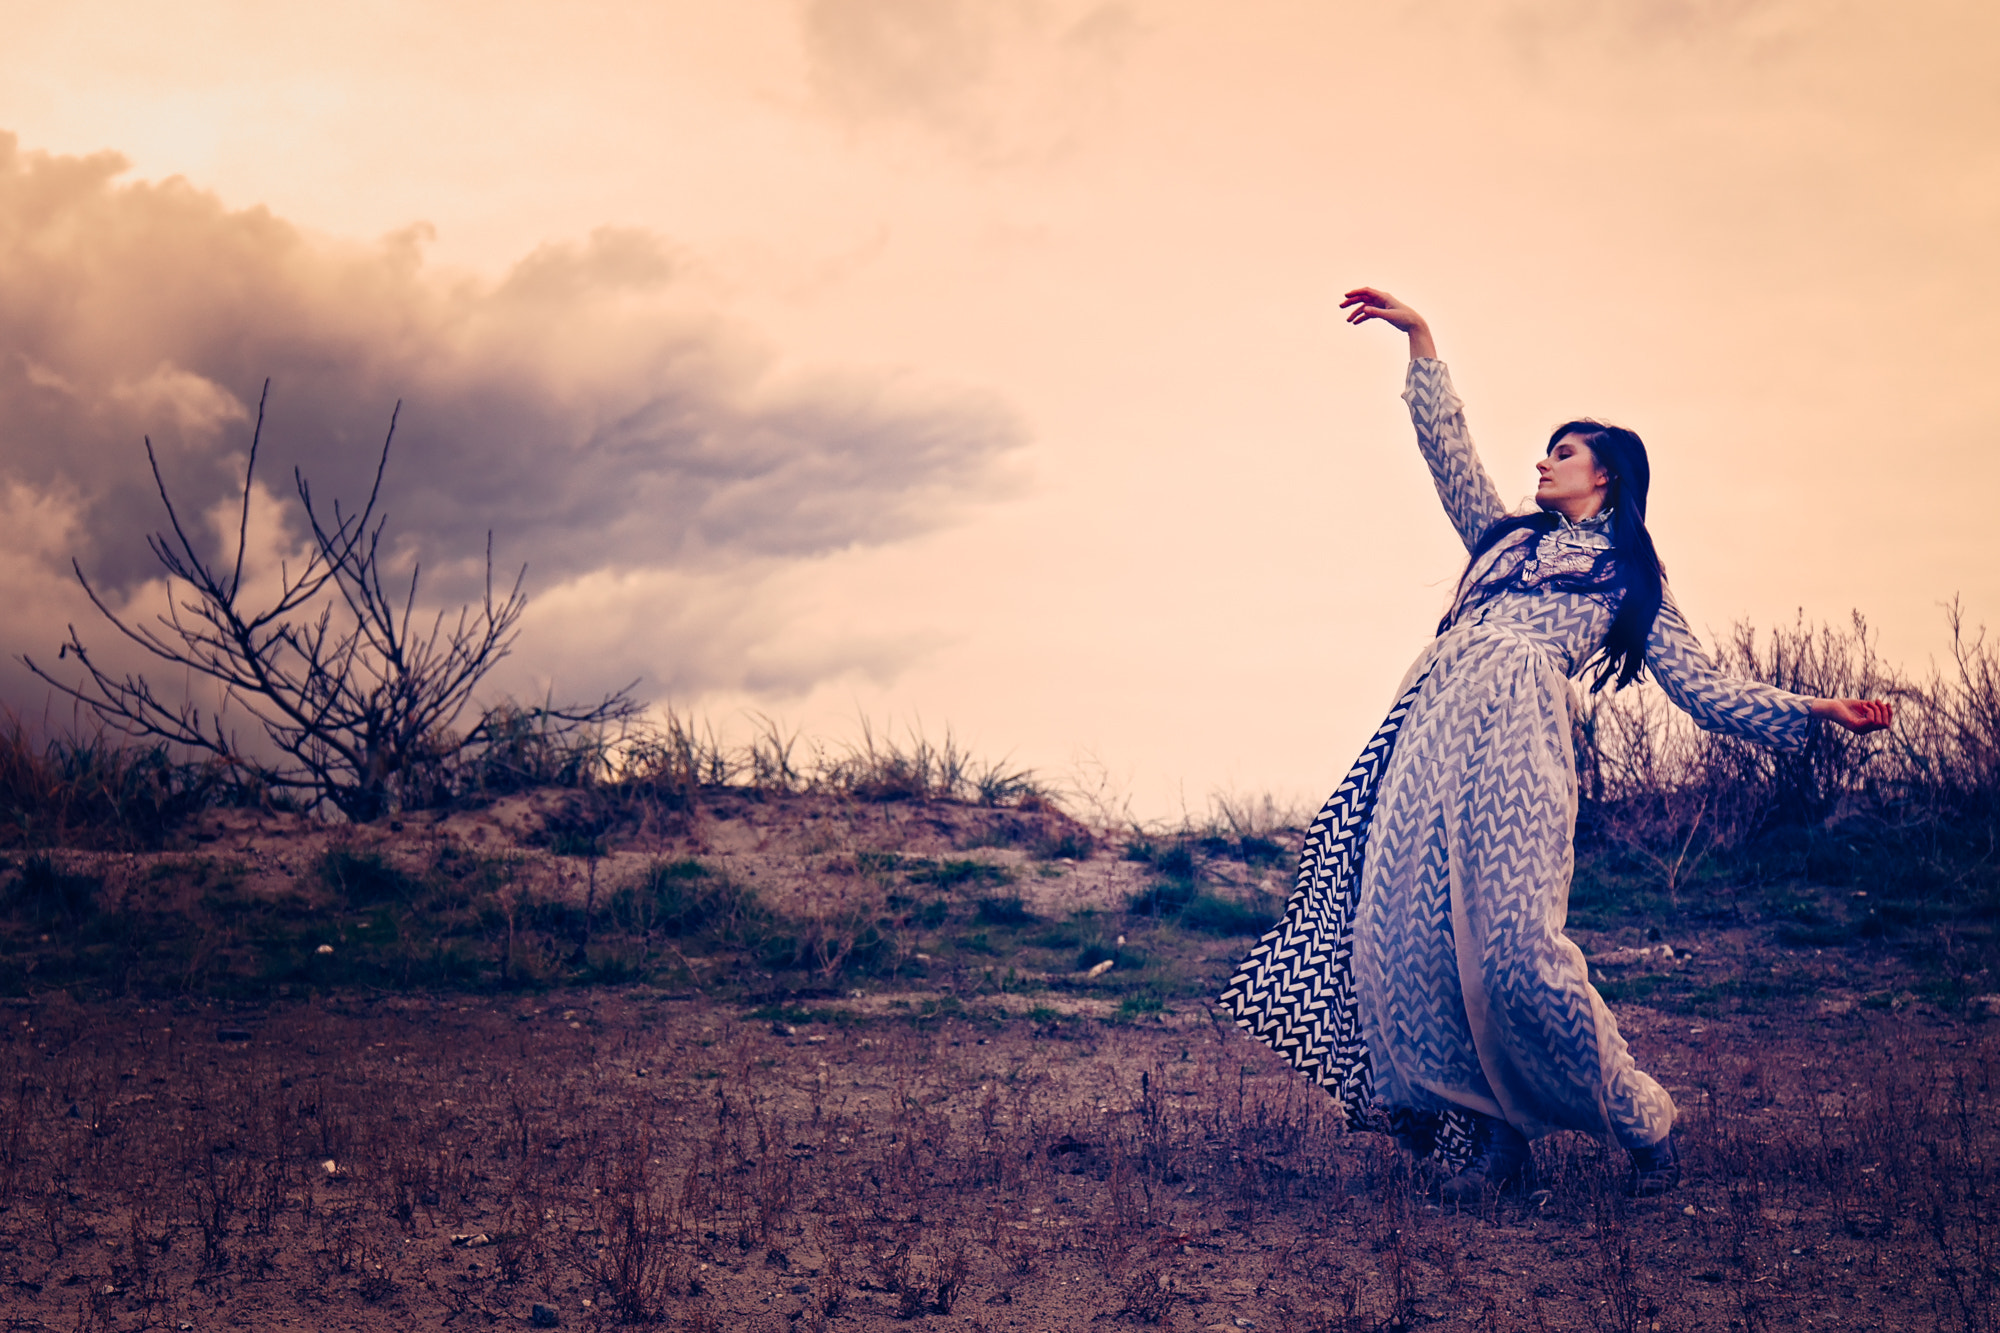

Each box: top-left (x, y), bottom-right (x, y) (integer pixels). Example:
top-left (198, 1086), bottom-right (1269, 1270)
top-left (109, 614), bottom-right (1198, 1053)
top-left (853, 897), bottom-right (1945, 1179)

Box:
top-left (1575, 605), bottom-right (2000, 908)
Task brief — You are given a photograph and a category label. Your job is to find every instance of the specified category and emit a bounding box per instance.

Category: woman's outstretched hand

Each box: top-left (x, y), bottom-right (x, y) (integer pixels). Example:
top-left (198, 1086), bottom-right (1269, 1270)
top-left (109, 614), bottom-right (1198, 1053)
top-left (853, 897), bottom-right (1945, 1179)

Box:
top-left (1810, 698), bottom-right (1894, 734)
top-left (1340, 286), bottom-right (1436, 360)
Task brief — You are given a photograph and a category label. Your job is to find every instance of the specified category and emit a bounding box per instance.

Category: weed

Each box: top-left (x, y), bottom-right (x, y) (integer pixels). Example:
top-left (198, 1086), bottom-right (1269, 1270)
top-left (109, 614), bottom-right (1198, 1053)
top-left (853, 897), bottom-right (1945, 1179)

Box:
top-left (974, 895), bottom-right (1038, 926)
top-left (640, 859), bottom-right (766, 945)
top-left (6, 855), bottom-right (101, 929)
top-left (1173, 893), bottom-right (1271, 936)
top-left (318, 848), bottom-right (419, 907)
top-left (908, 858), bottom-right (1010, 889)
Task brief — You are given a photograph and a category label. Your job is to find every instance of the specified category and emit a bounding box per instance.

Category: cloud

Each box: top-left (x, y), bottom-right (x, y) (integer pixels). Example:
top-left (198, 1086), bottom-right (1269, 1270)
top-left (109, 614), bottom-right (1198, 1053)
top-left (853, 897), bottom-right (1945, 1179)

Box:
top-left (1492, 0), bottom-right (1802, 48)
top-left (801, 0), bottom-right (1140, 160)
top-left (0, 132), bottom-right (1026, 704)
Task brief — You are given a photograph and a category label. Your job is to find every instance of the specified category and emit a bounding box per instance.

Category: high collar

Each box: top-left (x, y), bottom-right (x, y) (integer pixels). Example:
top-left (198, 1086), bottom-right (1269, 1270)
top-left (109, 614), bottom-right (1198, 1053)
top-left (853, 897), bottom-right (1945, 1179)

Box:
top-left (1551, 506), bottom-right (1614, 535)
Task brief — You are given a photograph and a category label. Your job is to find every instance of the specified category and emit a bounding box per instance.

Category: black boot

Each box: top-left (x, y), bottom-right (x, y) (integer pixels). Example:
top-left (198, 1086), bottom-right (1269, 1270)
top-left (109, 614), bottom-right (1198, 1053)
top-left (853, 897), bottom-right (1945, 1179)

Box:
top-left (1439, 1114), bottom-right (1531, 1205)
top-left (1385, 1109), bottom-right (1438, 1161)
top-left (1629, 1133), bottom-right (1681, 1196)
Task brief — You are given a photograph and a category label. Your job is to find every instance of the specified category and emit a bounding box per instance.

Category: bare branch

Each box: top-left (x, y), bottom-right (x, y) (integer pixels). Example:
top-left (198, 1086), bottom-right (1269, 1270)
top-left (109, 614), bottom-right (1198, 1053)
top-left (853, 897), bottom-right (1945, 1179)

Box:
top-left (229, 380), bottom-right (269, 599)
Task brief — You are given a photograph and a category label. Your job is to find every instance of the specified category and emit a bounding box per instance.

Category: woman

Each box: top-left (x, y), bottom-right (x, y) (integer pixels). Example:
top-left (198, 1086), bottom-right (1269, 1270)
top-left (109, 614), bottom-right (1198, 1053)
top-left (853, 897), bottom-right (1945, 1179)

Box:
top-left (1220, 288), bottom-right (1891, 1202)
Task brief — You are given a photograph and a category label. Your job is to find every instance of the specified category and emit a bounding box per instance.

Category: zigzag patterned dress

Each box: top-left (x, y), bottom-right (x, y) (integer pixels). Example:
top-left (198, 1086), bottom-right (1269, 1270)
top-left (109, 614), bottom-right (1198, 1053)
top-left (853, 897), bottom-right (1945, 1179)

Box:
top-left (1221, 358), bottom-right (1816, 1167)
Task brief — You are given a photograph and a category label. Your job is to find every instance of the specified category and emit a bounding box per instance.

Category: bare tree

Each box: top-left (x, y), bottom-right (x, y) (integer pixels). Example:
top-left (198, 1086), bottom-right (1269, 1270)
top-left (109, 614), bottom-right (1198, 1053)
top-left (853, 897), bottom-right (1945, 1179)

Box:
top-left (25, 383), bottom-right (636, 821)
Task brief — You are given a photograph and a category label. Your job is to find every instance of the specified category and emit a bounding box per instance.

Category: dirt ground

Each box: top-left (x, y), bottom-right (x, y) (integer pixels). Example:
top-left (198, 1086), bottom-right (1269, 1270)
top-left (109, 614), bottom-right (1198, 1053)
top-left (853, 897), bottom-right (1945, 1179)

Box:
top-left (0, 794), bottom-right (1995, 1332)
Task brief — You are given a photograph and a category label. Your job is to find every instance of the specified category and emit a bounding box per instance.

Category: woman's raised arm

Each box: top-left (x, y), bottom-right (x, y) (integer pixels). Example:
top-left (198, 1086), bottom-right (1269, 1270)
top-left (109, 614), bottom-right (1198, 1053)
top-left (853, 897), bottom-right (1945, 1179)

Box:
top-left (1345, 286), bottom-right (1505, 549)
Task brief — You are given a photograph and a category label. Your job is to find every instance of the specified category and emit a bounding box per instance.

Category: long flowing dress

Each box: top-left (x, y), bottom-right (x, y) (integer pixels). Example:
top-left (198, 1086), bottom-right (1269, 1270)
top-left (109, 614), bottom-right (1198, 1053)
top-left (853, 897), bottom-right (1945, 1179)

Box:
top-left (1220, 358), bottom-right (1816, 1169)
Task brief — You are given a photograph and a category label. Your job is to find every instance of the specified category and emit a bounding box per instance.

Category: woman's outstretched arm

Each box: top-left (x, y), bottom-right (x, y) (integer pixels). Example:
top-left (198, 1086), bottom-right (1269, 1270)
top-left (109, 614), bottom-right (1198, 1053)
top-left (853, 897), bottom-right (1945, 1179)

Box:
top-left (1809, 698), bottom-right (1893, 734)
top-left (1646, 589), bottom-right (1894, 744)
top-left (1341, 286), bottom-right (1437, 361)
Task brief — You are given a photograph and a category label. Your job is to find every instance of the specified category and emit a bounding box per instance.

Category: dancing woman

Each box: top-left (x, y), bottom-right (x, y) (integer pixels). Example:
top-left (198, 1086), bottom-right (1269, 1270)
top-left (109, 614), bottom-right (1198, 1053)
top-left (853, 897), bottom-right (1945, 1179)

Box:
top-left (1220, 288), bottom-right (1891, 1201)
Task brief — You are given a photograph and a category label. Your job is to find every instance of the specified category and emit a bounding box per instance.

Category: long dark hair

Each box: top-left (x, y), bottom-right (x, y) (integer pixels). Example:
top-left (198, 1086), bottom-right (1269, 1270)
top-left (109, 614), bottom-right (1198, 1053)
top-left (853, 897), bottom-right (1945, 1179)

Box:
top-left (1440, 419), bottom-right (1664, 691)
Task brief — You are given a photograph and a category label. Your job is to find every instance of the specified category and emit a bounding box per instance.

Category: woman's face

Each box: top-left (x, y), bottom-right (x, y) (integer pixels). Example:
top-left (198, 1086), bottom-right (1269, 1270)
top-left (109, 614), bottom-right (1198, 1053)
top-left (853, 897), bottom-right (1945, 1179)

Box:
top-left (1536, 433), bottom-right (1611, 520)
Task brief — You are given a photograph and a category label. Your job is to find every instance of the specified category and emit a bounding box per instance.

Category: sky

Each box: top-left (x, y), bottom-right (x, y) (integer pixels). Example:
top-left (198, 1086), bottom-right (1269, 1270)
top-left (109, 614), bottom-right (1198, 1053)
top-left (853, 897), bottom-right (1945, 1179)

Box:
top-left (0, 0), bottom-right (1994, 822)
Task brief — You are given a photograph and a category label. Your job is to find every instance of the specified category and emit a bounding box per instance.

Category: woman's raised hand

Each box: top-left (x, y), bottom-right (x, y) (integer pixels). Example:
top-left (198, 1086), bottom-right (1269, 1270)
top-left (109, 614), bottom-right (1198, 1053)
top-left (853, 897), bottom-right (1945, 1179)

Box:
top-left (1340, 287), bottom-right (1424, 330)
top-left (1341, 287), bottom-right (1436, 360)
top-left (1810, 698), bottom-right (1894, 734)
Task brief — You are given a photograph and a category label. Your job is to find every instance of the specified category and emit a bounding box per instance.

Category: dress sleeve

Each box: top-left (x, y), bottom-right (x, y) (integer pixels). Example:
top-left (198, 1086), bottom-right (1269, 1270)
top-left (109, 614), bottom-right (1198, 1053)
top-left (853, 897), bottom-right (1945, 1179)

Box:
top-left (1402, 357), bottom-right (1508, 552)
top-left (1644, 587), bottom-right (1817, 751)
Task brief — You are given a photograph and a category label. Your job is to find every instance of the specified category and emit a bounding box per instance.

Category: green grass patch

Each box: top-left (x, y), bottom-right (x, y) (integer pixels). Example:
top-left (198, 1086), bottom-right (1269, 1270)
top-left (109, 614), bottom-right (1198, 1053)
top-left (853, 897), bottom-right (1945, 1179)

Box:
top-left (908, 858), bottom-right (1011, 889)
top-left (319, 848), bottom-right (421, 907)
top-left (974, 895), bottom-right (1037, 926)
top-left (1114, 993), bottom-right (1167, 1021)
top-left (1125, 874), bottom-right (1270, 937)
top-left (1173, 893), bottom-right (1272, 937)
top-left (6, 854), bottom-right (101, 930)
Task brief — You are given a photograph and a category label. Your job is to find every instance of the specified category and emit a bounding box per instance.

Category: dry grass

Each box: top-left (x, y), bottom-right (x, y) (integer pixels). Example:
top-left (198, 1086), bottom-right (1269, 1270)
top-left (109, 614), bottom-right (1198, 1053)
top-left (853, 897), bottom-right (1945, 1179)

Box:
top-left (0, 983), bottom-right (1992, 1332)
top-left (0, 709), bottom-right (228, 852)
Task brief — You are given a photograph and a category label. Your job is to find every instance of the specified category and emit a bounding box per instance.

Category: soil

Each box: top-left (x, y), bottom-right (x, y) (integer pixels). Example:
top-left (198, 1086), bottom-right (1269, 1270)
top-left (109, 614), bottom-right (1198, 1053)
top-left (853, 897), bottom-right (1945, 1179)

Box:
top-left (0, 792), bottom-right (1993, 1332)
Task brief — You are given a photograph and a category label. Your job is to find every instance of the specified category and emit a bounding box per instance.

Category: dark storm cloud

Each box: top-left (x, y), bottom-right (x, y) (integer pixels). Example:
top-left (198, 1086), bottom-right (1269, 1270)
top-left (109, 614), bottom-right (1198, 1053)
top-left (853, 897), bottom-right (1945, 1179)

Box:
top-left (0, 133), bottom-right (1024, 602)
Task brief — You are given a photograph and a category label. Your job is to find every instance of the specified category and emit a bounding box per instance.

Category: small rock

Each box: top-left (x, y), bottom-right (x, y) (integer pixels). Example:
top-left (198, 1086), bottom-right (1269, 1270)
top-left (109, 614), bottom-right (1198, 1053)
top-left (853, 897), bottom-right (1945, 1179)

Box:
top-left (1081, 959), bottom-right (1114, 979)
top-left (315, 944), bottom-right (334, 955)
top-left (530, 1304), bottom-right (560, 1327)
top-left (1595, 944), bottom-right (1676, 967)
top-left (451, 1233), bottom-right (492, 1247)
top-left (1972, 994), bottom-right (2000, 1018)
top-left (1684, 1205), bottom-right (1698, 1215)
top-left (217, 1028), bottom-right (251, 1042)
top-left (805, 1034), bottom-right (827, 1044)
top-left (771, 1022), bottom-right (798, 1037)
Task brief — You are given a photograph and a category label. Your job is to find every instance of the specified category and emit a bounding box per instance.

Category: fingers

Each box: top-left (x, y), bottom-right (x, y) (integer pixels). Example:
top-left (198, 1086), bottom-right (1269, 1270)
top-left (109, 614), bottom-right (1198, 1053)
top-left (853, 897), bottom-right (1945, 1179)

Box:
top-left (1340, 286), bottom-right (1393, 310)
top-left (1834, 699), bottom-right (1894, 734)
